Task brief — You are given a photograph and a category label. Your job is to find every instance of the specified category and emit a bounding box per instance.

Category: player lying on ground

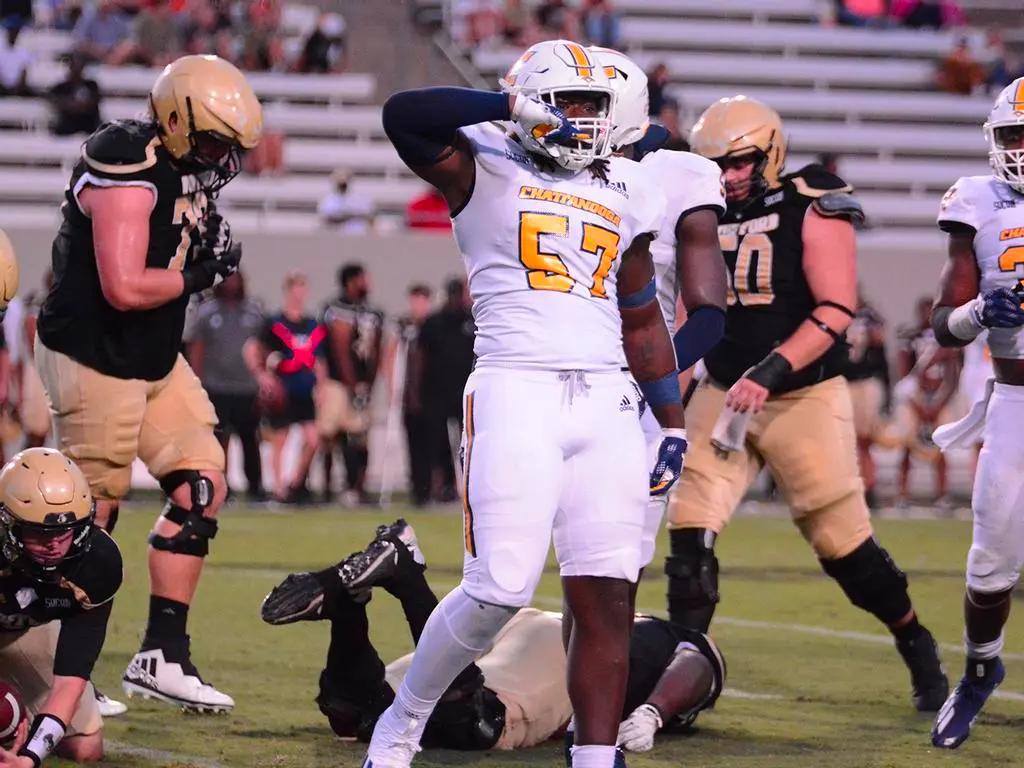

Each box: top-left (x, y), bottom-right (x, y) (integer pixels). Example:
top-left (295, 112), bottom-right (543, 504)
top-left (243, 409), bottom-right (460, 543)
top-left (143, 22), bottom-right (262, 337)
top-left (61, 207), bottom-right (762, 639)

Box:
top-left (0, 448), bottom-right (123, 767)
top-left (929, 76), bottom-right (1024, 749)
top-left (261, 520), bottom-right (725, 755)
top-left (667, 95), bottom-right (948, 712)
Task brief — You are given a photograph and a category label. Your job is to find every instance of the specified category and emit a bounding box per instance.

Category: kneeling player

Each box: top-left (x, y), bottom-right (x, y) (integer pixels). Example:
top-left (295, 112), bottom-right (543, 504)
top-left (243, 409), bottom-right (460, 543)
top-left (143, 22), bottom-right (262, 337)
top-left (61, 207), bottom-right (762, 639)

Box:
top-left (261, 521), bottom-right (725, 754)
top-left (669, 95), bottom-right (948, 712)
top-left (0, 448), bottom-right (122, 766)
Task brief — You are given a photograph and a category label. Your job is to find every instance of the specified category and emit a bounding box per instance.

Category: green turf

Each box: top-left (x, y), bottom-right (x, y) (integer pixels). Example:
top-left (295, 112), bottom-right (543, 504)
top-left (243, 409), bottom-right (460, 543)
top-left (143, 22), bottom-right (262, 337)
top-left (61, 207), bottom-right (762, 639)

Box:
top-left (67, 503), bottom-right (1024, 767)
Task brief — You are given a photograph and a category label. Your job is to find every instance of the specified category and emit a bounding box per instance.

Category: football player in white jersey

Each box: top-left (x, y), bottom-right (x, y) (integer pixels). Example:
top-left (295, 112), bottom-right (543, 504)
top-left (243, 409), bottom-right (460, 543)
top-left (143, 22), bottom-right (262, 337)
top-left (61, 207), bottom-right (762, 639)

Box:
top-left (930, 76), bottom-right (1024, 749)
top-left (368, 40), bottom-right (682, 768)
top-left (588, 47), bottom-right (727, 574)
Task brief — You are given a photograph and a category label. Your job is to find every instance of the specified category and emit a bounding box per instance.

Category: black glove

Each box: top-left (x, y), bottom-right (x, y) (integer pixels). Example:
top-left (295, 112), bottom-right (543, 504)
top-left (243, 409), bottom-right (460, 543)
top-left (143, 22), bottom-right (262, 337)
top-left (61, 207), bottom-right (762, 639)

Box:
top-left (182, 242), bottom-right (242, 295)
top-left (202, 210), bottom-right (231, 253)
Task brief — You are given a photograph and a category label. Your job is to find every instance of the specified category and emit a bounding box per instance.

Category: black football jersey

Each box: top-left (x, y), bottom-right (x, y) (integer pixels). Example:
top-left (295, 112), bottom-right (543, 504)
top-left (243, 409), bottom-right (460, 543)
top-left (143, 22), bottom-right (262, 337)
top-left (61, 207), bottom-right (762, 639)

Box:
top-left (704, 164), bottom-right (857, 393)
top-left (623, 616), bottom-right (725, 724)
top-left (0, 529), bottom-right (122, 678)
top-left (38, 120), bottom-right (209, 381)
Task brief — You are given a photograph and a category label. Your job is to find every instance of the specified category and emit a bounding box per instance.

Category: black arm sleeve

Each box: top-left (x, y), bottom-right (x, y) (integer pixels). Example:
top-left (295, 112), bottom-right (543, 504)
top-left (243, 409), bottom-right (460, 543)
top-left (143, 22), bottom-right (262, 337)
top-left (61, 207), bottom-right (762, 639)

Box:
top-left (54, 600), bottom-right (112, 679)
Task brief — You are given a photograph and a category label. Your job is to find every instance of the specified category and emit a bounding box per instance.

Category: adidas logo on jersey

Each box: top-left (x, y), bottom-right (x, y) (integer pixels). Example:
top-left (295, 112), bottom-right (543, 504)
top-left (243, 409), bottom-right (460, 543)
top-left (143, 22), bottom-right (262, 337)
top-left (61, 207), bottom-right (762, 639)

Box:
top-left (605, 180), bottom-right (629, 198)
top-left (619, 395), bottom-right (634, 412)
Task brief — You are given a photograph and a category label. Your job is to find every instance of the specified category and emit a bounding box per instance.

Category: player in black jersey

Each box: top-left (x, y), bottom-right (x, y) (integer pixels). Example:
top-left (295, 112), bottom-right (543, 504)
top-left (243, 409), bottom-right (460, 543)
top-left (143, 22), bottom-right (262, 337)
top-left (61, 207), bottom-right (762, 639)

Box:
top-left (665, 96), bottom-right (948, 712)
top-left (34, 54), bottom-right (262, 713)
top-left (260, 520), bottom-right (724, 755)
top-left (0, 448), bottom-right (122, 767)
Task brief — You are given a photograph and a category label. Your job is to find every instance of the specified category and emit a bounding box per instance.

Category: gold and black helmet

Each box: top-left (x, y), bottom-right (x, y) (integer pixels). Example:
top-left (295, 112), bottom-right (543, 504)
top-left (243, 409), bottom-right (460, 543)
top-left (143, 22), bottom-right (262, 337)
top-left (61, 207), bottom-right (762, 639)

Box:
top-left (0, 448), bottom-right (95, 583)
top-left (149, 54), bottom-right (263, 193)
top-left (690, 95), bottom-right (787, 197)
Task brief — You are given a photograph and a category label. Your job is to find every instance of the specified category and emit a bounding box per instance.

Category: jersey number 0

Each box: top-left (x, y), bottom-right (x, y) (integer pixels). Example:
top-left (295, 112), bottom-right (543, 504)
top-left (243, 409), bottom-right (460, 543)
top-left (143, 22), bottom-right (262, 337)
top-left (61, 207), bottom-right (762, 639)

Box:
top-left (519, 212), bottom-right (619, 298)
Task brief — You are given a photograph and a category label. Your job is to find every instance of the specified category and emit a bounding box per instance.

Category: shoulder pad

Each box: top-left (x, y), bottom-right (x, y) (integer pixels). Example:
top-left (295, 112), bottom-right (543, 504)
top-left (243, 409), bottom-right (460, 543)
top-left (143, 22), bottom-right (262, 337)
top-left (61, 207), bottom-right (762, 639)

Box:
top-left (82, 120), bottom-right (162, 177)
top-left (788, 164), bottom-right (854, 198)
top-left (67, 530), bottom-right (123, 609)
top-left (811, 191), bottom-right (865, 224)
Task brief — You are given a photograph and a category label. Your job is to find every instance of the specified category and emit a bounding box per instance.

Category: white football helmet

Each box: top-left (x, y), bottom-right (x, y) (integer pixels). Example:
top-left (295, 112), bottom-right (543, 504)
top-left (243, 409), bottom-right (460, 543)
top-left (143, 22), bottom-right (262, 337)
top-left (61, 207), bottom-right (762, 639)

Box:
top-left (500, 39), bottom-right (617, 172)
top-left (589, 46), bottom-right (649, 150)
top-left (984, 76), bottom-right (1024, 193)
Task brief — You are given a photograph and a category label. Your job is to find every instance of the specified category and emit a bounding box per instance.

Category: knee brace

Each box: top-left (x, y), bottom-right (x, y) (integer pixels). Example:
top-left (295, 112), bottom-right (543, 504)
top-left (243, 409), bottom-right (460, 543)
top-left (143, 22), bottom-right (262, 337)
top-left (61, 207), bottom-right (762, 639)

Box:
top-left (820, 537), bottom-right (911, 626)
top-left (664, 528), bottom-right (720, 633)
top-left (149, 470), bottom-right (218, 557)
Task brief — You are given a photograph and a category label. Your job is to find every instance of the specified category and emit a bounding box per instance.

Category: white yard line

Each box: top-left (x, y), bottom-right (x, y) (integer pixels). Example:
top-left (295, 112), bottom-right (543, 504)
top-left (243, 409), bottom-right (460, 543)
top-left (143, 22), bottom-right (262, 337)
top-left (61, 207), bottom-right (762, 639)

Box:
top-left (107, 740), bottom-right (226, 768)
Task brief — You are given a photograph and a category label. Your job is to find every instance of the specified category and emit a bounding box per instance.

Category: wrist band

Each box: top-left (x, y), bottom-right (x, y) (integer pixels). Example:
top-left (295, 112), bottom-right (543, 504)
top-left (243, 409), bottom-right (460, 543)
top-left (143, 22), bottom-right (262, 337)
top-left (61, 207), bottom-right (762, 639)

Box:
top-left (618, 279), bottom-right (657, 309)
top-left (744, 351), bottom-right (793, 392)
top-left (19, 713), bottom-right (66, 767)
top-left (947, 297), bottom-right (984, 341)
top-left (638, 371), bottom-right (681, 408)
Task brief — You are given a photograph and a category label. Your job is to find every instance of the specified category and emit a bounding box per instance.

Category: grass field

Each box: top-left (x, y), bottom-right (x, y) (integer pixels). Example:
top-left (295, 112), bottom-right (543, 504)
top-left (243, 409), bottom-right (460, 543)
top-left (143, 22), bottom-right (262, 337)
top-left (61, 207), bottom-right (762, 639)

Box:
top-left (66, 501), bottom-right (1024, 767)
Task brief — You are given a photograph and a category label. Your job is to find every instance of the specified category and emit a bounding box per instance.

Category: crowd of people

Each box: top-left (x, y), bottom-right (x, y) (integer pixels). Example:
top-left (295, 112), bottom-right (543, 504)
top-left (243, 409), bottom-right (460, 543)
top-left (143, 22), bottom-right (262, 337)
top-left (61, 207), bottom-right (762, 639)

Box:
top-left (828, 0), bottom-right (966, 29)
top-left (449, 0), bottom-right (622, 52)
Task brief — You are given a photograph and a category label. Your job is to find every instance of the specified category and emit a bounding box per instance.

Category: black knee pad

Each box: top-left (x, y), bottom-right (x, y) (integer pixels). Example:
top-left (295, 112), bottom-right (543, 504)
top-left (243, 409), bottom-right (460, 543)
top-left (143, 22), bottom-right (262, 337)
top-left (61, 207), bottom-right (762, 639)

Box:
top-left (664, 528), bottom-right (720, 633)
top-left (150, 470), bottom-right (218, 557)
top-left (821, 537), bottom-right (911, 625)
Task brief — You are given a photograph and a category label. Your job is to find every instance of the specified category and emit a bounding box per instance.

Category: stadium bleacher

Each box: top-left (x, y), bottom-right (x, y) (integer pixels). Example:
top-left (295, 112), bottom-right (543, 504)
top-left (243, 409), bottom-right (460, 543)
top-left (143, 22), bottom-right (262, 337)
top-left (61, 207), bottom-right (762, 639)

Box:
top-left (0, 0), bottom-right (1010, 247)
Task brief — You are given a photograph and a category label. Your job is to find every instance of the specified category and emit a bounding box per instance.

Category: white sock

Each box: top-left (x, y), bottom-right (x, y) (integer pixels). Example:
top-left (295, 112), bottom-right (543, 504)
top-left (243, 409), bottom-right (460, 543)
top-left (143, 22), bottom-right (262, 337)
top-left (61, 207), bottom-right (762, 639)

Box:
top-left (571, 744), bottom-right (619, 768)
top-left (965, 630), bottom-right (1004, 661)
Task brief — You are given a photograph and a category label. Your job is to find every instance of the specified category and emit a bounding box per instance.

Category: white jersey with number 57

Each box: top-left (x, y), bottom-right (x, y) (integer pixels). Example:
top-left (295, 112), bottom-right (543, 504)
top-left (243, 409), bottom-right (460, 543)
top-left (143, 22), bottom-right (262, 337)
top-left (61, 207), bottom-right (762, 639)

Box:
top-left (640, 149), bottom-right (726, 328)
top-left (938, 174), bottom-right (1024, 359)
top-left (453, 122), bottom-right (666, 370)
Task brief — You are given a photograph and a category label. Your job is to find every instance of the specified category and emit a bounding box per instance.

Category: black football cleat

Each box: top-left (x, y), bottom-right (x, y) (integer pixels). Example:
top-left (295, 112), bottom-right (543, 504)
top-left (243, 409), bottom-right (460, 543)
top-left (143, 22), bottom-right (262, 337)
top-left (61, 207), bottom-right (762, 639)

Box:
top-left (373, 519), bottom-right (426, 567)
top-left (261, 572), bottom-right (327, 625)
top-left (338, 538), bottom-right (398, 597)
top-left (896, 626), bottom-right (949, 712)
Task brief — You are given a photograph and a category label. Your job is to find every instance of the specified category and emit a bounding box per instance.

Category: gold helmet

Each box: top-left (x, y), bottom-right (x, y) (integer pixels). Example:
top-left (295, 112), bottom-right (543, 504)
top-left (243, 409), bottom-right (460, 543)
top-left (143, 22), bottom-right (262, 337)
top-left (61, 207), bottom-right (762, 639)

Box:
top-left (150, 54), bottom-right (263, 193)
top-left (0, 448), bottom-right (95, 583)
top-left (0, 229), bottom-right (18, 318)
top-left (690, 95), bottom-right (787, 196)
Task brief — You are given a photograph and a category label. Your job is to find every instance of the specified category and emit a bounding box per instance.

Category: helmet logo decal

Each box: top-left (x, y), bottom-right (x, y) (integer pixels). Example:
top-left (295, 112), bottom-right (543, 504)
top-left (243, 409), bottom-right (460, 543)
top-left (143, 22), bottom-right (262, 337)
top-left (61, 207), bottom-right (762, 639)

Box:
top-left (1014, 79), bottom-right (1024, 114)
top-left (559, 42), bottom-right (595, 80)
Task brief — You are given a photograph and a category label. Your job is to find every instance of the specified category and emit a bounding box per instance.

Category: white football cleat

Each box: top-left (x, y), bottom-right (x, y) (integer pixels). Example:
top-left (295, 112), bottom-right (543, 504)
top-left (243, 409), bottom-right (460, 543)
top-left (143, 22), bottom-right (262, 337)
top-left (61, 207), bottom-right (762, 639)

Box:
top-left (122, 646), bottom-right (234, 714)
top-left (363, 704), bottom-right (424, 768)
top-left (94, 689), bottom-right (127, 718)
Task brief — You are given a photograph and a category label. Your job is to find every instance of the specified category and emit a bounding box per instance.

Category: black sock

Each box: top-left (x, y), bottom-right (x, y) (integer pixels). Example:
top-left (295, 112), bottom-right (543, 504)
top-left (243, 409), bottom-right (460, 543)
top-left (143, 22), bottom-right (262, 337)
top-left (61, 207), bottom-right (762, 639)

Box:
top-left (382, 547), bottom-right (436, 643)
top-left (890, 613), bottom-right (922, 643)
top-left (323, 599), bottom-right (386, 702)
top-left (146, 596), bottom-right (189, 642)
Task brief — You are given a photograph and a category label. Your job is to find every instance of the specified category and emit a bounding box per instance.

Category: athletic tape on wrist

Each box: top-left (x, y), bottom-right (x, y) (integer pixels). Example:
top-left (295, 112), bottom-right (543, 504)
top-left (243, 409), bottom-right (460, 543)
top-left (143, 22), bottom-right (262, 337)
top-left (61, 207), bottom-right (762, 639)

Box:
top-left (19, 714), bottom-right (66, 767)
top-left (618, 279), bottom-right (657, 309)
top-left (947, 298), bottom-right (984, 341)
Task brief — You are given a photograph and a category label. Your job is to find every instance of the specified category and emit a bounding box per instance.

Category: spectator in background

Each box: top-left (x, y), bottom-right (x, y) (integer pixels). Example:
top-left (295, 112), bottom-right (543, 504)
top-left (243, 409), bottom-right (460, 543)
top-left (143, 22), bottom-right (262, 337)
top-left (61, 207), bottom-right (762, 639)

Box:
top-left (414, 278), bottom-right (475, 505)
top-left (832, 0), bottom-right (891, 28)
top-left (983, 31), bottom-right (1024, 94)
top-left (843, 289), bottom-right (890, 509)
top-left (536, 0), bottom-right (579, 40)
top-left (891, 0), bottom-right (964, 29)
top-left (406, 186), bottom-right (452, 231)
top-left (48, 53), bottom-right (101, 136)
top-left (0, 25), bottom-right (32, 96)
top-left (181, 0), bottom-right (234, 59)
top-left (239, 0), bottom-right (285, 71)
top-left (318, 168), bottom-right (375, 232)
top-left (817, 152), bottom-right (841, 176)
top-left (937, 36), bottom-right (984, 95)
top-left (0, 0), bottom-right (32, 34)
top-left (654, 98), bottom-right (686, 149)
top-left (72, 0), bottom-right (131, 64)
top-left (186, 272), bottom-right (267, 503)
top-left (295, 12), bottom-right (347, 73)
top-left (108, 0), bottom-right (183, 67)
top-left (583, 0), bottom-right (620, 48)
top-left (503, 0), bottom-right (543, 46)
top-left (15, 273), bottom-right (51, 449)
top-left (321, 263), bottom-right (385, 505)
top-left (388, 284), bottom-right (436, 506)
top-left (245, 271), bottom-right (326, 504)
top-left (647, 62), bottom-right (669, 116)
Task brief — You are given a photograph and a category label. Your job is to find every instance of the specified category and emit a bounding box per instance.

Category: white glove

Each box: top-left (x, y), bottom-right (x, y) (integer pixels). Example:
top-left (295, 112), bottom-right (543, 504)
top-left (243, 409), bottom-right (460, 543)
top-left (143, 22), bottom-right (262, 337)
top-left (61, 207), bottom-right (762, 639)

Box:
top-left (509, 94), bottom-right (575, 158)
top-left (617, 703), bottom-right (663, 753)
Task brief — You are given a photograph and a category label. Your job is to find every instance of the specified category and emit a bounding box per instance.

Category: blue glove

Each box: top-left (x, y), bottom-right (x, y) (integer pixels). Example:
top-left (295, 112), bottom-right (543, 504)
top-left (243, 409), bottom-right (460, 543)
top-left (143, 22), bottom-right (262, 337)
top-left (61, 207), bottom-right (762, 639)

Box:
top-left (649, 428), bottom-right (688, 497)
top-left (980, 287), bottom-right (1024, 328)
